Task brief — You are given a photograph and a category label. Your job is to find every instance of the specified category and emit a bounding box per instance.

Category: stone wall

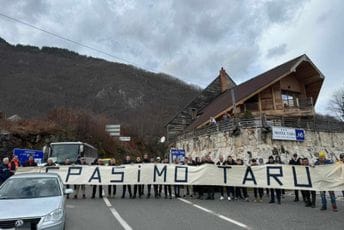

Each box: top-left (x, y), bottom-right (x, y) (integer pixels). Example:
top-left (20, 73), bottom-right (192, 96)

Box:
top-left (175, 128), bottom-right (344, 163)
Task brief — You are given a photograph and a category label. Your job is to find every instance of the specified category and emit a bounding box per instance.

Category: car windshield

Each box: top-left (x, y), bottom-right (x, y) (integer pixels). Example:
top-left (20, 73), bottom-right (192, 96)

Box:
top-left (51, 144), bottom-right (80, 163)
top-left (0, 177), bottom-right (61, 199)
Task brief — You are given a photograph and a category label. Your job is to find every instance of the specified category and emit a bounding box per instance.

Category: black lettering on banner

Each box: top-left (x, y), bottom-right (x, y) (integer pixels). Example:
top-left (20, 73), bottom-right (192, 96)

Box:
top-left (266, 166), bottom-right (283, 186)
top-left (88, 166), bottom-right (101, 183)
top-left (218, 166), bottom-right (232, 184)
top-left (110, 166), bottom-right (125, 183)
top-left (65, 166), bottom-right (82, 182)
top-left (292, 166), bottom-right (312, 188)
top-left (242, 166), bottom-right (257, 185)
top-left (154, 165), bottom-right (167, 182)
top-left (174, 166), bottom-right (188, 183)
top-left (45, 166), bottom-right (60, 173)
top-left (137, 165), bottom-right (141, 183)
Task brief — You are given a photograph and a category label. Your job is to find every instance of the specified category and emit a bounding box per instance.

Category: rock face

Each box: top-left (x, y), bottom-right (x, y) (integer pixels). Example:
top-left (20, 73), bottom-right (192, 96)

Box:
top-left (176, 128), bottom-right (344, 163)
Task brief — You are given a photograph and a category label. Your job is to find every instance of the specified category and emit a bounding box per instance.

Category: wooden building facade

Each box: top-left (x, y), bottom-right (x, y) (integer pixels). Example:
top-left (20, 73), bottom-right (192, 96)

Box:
top-left (166, 54), bottom-right (324, 141)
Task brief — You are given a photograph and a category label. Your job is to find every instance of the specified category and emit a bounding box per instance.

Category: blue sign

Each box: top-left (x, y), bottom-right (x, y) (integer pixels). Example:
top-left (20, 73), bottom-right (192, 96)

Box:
top-left (295, 129), bottom-right (305, 141)
top-left (170, 148), bottom-right (186, 162)
top-left (13, 148), bottom-right (44, 165)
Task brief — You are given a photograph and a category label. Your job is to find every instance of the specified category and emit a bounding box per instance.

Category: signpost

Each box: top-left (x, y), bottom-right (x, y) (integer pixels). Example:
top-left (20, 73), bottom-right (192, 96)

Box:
top-left (119, 136), bottom-right (131, 142)
top-left (272, 126), bottom-right (305, 141)
top-left (105, 124), bottom-right (120, 137)
top-left (13, 148), bottom-right (44, 165)
top-left (170, 148), bottom-right (186, 163)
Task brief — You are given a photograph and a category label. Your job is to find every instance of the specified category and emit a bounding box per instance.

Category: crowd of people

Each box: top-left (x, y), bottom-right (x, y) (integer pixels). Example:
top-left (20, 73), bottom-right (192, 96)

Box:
top-left (1, 151), bottom-right (343, 212)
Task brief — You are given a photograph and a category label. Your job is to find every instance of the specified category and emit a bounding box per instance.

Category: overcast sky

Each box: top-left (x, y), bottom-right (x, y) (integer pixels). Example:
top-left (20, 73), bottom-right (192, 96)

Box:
top-left (0, 0), bottom-right (343, 114)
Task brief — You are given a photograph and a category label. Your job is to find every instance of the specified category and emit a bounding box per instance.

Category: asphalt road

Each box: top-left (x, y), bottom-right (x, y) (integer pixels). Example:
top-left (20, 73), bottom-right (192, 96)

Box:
top-left (65, 187), bottom-right (343, 230)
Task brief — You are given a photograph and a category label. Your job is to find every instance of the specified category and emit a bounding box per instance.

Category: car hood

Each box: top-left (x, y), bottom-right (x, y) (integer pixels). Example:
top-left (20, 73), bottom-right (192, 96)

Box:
top-left (0, 196), bottom-right (63, 220)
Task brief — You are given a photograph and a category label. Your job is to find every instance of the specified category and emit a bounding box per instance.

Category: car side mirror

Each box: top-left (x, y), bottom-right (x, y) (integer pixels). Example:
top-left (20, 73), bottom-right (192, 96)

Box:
top-left (64, 188), bottom-right (74, 195)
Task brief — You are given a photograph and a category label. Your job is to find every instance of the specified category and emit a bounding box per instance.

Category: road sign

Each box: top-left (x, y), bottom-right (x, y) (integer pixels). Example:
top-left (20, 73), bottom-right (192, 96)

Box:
top-left (119, 136), bottom-right (131, 142)
top-left (170, 148), bottom-right (186, 163)
top-left (13, 148), bottom-right (44, 165)
top-left (106, 124), bottom-right (120, 136)
top-left (272, 126), bottom-right (305, 142)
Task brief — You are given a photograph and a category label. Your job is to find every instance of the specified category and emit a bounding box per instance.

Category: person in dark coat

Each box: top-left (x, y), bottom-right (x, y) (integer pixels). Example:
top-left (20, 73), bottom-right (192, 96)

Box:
top-left (226, 156), bottom-right (236, 200)
top-left (204, 155), bottom-right (215, 200)
top-left (23, 155), bottom-right (37, 167)
top-left (108, 158), bottom-right (117, 198)
top-left (251, 159), bottom-right (264, 202)
top-left (74, 157), bottom-right (87, 199)
top-left (133, 156), bottom-right (143, 198)
top-left (236, 159), bottom-right (249, 201)
top-left (163, 158), bottom-right (172, 199)
top-left (121, 155), bottom-right (133, 198)
top-left (268, 156), bottom-right (281, 204)
top-left (289, 153), bottom-right (301, 202)
top-left (91, 158), bottom-right (103, 199)
top-left (301, 157), bottom-right (316, 208)
top-left (153, 156), bottom-right (163, 198)
top-left (0, 157), bottom-right (11, 186)
top-left (63, 158), bottom-right (73, 199)
top-left (142, 154), bottom-right (152, 198)
top-left (216, 155), bottom-right (231, 201)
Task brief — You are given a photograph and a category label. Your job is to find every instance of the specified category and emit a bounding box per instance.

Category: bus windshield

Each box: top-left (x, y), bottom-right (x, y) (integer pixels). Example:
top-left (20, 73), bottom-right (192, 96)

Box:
top-left (50, 144), bottom-right (80, 163)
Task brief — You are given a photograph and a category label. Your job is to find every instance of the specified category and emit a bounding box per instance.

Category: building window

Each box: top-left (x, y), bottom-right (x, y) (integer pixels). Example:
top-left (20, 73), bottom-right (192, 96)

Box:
top-left (282, 90), bottom-right (299, 107)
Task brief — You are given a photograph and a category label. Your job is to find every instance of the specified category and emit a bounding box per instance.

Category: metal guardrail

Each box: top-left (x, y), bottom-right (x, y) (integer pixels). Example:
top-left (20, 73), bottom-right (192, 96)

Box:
top-left (175, 116), bottom-right (344, 141)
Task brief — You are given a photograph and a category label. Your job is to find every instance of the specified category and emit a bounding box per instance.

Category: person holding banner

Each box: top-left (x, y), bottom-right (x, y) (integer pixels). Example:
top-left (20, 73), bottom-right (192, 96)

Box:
top-left (153, 157), bottom-right (163, 198)
top-left (173, 158), bottom-right (181, 198)
top-left (133, 157), bottom-right (143, 199)
top-left (108, 158), bottom-right (117, 198)
top-left (235, 159), bottom-right (249, 201)
top-left (204, 155), bottom-right (215, 200)
top-left (142, 154), bottom-right (152, 198)
top-left (163, 158), bottom-right (172, 199)
top-left (315, 151), bottom-right (338, 212)
top-left (91, 158), bottom-right (103, 199)
top-left (217, 155), bottom-right (228, 200)
top-left (74, 157), bottom-right (87, 199)
top-left (289, 153), bottom-right (301, 202)
top-left (121, 155), bottom-right (133, 199)
top-left (195, 157), bottom-right (203, 199)
top-left (251, 159), bottom-right (264, 202)
top-left (267, 156), bottom-right (281, 204)
top-left (226, 156), bottom-right (236, 200)
top-left (300, 158), bottom-right (316, 208)
top-left (338, 153), bottom-right (344, 197)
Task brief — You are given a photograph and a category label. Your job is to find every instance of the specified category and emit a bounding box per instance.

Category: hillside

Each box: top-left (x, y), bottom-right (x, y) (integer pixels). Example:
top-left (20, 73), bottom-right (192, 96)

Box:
top-left (0, 37), bottom-right (201, 139)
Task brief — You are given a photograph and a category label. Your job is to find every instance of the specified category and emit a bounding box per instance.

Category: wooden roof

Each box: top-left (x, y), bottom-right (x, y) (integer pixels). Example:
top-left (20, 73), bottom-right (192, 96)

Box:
top-left (166, 68), bottom-right (236, 127)
top-left (186, 54), bottom-right (324, 130)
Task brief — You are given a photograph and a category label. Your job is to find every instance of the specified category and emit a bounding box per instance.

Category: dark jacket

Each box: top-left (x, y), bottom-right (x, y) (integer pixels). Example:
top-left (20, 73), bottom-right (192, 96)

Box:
top-left (122, 160), bottom-right (132, 165)
top-left (216, 160), bottom-right (226, 166)
top-left (0, 163), bottom-right (11, 185)
top-left (289, 158), bottom-right (301, 165)
top-left (23, 160), bottom-right (37, 167)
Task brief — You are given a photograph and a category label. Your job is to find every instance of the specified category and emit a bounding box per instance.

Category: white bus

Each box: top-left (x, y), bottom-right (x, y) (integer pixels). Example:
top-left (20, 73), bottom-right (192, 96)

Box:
top-left (43, 142), bottom-right (98, 164)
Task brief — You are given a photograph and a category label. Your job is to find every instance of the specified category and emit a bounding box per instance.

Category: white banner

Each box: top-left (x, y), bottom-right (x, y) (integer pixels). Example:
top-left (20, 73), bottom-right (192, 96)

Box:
top-left (16, 164), bottom-right (344, 191)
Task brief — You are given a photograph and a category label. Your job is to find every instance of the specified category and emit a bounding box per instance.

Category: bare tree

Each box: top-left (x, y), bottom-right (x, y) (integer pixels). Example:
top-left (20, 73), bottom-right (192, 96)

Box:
top-left (328, 87), bottom-right (344, 121)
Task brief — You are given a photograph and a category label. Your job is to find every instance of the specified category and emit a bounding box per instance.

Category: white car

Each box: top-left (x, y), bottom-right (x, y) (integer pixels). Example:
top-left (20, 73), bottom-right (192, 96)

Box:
top-left (0, 173), bottom-right (73, 230)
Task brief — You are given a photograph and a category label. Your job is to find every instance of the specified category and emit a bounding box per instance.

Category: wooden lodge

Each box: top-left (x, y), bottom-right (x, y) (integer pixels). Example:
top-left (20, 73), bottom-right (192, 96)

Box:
top-left (166, 54), bottom-right (324, 141)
